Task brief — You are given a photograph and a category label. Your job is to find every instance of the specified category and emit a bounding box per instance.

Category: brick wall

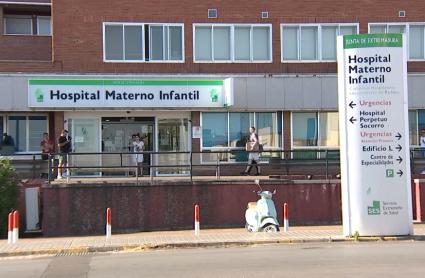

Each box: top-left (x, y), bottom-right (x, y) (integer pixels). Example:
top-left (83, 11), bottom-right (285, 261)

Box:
top-left (0, 36), bottom-right (52, 61)
top-left (19, 177), bottom-right (425, 236)
top-left (0, 2), bottom-right (52, 62)
top-left (0, 0), bottom-right (51, 3)
top-left (47, 0), bottom-right (425, 74)
top-left (191, 111), bottom-right (201, 164)
top-left (42, 180), bottom-right (342, 236)
top-left (53, 112), bottom-right (64, 151)
top-left (1, 0), bottom-right (425, 73)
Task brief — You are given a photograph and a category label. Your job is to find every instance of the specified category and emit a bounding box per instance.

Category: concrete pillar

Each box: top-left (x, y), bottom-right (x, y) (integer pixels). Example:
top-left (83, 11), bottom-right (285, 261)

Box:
top-left (53, 112), bottom-right (65, 152)
top-left (283, 111), bottom-right (292, 154)
top-left (191, 111), bottom-right (201, 165)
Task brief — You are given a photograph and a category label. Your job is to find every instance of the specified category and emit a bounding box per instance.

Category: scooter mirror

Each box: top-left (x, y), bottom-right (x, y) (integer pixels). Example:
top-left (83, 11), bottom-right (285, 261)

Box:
top-left (273, 189), bottom-right (276, 194)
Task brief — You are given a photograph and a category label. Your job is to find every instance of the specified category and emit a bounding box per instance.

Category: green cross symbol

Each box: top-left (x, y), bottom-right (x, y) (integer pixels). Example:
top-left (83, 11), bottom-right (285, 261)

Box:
top-left (210, 89), bottom-right (218, 102)
top-left (35, 88), bottom-right (44, 103)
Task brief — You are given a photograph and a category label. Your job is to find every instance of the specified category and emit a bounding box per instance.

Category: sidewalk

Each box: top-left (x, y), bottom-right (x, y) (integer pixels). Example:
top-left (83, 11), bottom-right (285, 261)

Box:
top-left (1, 224), bottom-right (425, 257)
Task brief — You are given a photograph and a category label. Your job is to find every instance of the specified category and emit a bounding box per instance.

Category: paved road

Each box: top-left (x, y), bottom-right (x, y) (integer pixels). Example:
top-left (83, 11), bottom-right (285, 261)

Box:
top-left (1, 242), bottom-right (424, 277)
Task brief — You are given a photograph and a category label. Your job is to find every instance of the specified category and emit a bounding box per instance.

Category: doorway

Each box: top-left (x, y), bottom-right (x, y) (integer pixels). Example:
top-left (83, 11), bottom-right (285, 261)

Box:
top-left (101, 117), bottom-right (154, 176)
top-left (157, 118), bottom-right (190, 175)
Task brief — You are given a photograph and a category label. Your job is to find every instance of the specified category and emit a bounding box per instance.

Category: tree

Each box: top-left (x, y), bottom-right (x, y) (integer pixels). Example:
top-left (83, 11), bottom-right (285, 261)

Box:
top-left (0, 159), bottom-right (18, 238)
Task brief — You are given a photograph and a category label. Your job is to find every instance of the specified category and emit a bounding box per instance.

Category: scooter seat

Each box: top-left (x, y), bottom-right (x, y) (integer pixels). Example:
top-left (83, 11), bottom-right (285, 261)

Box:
top-left (247, 202), bottom-right (257, 209)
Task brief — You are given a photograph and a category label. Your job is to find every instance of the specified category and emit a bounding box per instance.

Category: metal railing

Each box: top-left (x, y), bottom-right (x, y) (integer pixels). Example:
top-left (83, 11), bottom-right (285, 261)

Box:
top-left (1, 148), bottom-right (425, 183)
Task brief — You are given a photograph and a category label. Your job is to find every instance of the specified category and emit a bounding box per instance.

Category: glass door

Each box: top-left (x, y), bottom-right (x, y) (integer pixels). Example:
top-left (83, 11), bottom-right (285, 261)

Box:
top-left (68, 118), bottom-right (101, 176)
top-left (101, 117), bottom-right (154, 176)
top-left (156, 118), bottom-right (190, 175)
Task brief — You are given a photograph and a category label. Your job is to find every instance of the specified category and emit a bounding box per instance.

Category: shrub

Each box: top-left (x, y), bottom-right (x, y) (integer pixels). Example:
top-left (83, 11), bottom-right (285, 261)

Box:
top-left (0, 159), bottom-right (19, 238)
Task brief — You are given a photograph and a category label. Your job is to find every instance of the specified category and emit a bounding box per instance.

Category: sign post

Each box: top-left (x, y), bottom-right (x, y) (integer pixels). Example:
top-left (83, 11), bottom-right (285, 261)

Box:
top-left (337, 33), bottom-right (413, 236)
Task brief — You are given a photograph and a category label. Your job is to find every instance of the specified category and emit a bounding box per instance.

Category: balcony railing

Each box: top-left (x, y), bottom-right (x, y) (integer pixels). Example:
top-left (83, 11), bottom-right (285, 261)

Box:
top-left (0, 35), bottom-right (52, 61)
top-left (1, 148), bottom-right (423, 183)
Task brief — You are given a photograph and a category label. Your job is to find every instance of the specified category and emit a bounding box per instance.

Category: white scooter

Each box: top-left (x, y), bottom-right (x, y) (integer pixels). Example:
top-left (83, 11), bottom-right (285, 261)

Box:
top-left (245, 180), bottom-right (280, 232)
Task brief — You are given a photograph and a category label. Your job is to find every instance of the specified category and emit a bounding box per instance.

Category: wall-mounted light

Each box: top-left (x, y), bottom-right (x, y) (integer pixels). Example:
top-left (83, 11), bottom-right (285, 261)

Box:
top-left (208, 9), bottom-right (217, 19)
top-left (398, 10), bottom-right (406, 17)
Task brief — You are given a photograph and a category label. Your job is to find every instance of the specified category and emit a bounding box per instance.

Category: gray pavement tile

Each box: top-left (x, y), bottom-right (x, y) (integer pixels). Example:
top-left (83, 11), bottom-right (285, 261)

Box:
top-left (1, 224), bottom-right (425, 257)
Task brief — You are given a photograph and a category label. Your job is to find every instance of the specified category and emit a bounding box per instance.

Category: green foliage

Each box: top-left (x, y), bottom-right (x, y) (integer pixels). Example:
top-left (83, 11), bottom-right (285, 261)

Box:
top-left (0, 159), bottom-right (18, 238)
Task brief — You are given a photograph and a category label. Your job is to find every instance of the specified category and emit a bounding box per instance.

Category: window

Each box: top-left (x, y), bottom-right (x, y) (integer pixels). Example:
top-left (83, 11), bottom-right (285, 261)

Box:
top-left (7, 115), bottom-right (48, 152)
top-left (4, 15), bottom-right (32, 35)
top-left (408, 110), bottom-right (425, 146)
top-left (103, 23), bottom-right (184, 62)
top-left (201, 112), bottom-right (282, 162)
top-left (194, 24), bottom-right (272, 62)
top-left (202, 112), bottom-right (228, 148)
top-left (195, 26), bottom-right (212, 60)
top-left (150, 25), bottom-right (183, 61)
top-left (234, 27), bottom-right (250, 60)
top-left (292, 112), bottom-right (339, 147)
top-left (208, 9), bottom-right (218, 19)
top-left (202, 112), bottom-right (282, 149)
top-left (229, 113), bottom-right (250, 147)
top-left (105, 25), bottom-right (125, 60)
top-left (4, 15), bottom-right (51, 35)
top-left (410, 25), bottom-right (425, 59)
top-left (37, 16), bottom-right (51, 35)
top-left (157, 118), bottom-right (190, 175)
top-left (292, 112), bottom-right (318, 147)
top-left (256, 112), bottom-right (280, 148)
top-left (213, 26), bottom-right (231, 60)
top-left (369, 23), bottom-right (425, 60)
top-left (409, 110), bottom-right (418, 146)
top-left (281, 24), bottom-right (358, 61)
top-left (318, 112), bottom-right (339, 147)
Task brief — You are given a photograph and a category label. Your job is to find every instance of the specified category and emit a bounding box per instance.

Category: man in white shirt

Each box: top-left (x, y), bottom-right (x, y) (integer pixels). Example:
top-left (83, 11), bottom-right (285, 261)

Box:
top-left (132, 134), bottom-right (144, 176)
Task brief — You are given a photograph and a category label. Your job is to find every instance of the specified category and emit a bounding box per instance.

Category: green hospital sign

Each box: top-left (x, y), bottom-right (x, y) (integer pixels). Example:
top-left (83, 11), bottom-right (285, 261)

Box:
top-left (28, 79), bottom-right (233, 108)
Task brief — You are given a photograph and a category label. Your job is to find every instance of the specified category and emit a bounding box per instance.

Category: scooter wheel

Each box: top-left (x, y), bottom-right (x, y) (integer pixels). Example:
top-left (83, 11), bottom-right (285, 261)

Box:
top-left (263, 224), bottom-right (279, 233)
top-left (245, 224), bottom-right (254, 232)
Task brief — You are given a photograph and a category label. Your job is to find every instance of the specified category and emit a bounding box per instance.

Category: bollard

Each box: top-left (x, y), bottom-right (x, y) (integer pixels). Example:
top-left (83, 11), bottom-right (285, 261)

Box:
top-left (283, 203), bottom-right (289, 232)
top-left (7, 212), bottom-right (13, 244)
top-left (414, 179), bottom-right (422, 222)
top-left (12, 211), bottom-right (19, 243)
top-left (194, 204), bottom-right (200, 236)
top-left (106, 208), bottom-right (112, 239)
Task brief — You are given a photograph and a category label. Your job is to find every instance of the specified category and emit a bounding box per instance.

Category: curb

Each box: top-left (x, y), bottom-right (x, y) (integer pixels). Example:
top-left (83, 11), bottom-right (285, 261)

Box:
top-left (0, 235), bottom-right (418, 258)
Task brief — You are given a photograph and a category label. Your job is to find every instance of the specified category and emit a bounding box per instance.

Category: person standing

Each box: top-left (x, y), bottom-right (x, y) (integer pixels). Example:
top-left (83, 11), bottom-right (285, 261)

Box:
top-left (128, 134), bottom-right (136, 151)
top-left (241, 127), bottom-right (261, 176)
top-left (57, 129), bottom-right (72, 179)
top-left (40, 132), bottom-right (54, 179)
top-left (132, 134), bottom-right (144, 176)
top-left (420, 129), bottom-right (425, 158)
top-left (40, 132), bottom-right (54, 160)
